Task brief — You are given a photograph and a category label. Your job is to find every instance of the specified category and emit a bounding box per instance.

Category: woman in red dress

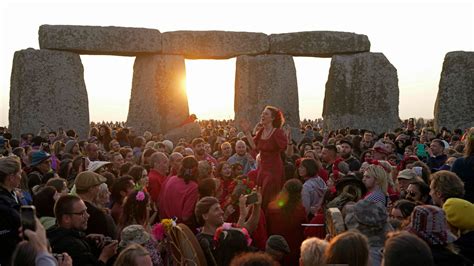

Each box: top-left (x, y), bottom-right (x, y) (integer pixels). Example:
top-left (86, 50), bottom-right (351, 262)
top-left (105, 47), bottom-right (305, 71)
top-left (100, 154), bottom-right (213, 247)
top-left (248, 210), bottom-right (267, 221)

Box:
top-left (266, 178), bottom-right (307, 265)
top-left (242, 106), bottom-right (288, 210)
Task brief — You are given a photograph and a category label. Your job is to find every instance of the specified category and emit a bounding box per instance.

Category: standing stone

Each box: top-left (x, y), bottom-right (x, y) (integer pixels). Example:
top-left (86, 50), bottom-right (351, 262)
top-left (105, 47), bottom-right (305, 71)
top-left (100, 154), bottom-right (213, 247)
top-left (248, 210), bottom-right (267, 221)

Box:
top-left (162, 31), bottom-right (269, 59)
top-left (323, 52), bottom-right (399, 133)
top-left (269, 31), bottom-right (370, 57)
top-left (39, 25), bottom-right (162, 56)
top-left (9, 48), bottom-right (89, 139)
top-left (235, 55), bottom-right (299, 128)
top-left (126, 55), bottom-right (189, 135)
top-left (434, 51), bottom-right (474, 131)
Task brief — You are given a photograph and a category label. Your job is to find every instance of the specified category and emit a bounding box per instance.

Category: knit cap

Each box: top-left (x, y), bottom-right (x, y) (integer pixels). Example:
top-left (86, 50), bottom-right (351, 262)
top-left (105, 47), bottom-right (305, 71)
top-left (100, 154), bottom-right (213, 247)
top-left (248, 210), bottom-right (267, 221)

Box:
top-left (407, 205), bottom-right (456, 245)
top-left (443, 198), bottom-right (474, 230)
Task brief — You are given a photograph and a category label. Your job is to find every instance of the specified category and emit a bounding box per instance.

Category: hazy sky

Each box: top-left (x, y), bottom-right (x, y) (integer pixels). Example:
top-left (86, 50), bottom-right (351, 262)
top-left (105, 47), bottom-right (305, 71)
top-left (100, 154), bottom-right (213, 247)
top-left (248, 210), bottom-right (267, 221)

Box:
top-left (1, 0), bottom-right (473, 126)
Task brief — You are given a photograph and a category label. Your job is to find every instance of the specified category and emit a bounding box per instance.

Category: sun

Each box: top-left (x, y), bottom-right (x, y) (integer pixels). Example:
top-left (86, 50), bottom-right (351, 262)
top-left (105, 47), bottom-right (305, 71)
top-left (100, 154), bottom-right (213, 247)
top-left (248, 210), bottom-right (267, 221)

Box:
top-left (185, 59), bottom-right (236, 120)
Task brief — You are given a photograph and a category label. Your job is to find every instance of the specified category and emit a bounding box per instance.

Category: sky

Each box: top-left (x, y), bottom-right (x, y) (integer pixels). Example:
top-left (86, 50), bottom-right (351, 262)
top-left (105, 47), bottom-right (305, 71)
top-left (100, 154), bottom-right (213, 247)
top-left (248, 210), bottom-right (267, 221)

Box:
top-left (1, 0), bottom-right (473, 126)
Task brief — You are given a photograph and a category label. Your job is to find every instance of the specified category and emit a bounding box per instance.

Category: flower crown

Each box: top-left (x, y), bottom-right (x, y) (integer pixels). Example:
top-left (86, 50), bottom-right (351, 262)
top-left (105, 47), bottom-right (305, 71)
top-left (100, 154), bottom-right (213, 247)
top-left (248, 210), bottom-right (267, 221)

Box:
top-left (151, 218), bottom-right (177, 241)
top-left (213, 223), bottom-right (252, 246)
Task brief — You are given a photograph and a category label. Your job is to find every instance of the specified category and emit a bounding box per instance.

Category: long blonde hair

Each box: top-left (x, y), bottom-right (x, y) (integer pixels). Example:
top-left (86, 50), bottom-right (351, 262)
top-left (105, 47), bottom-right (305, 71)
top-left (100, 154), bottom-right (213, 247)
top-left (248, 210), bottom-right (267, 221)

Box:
top-left (364, 164), bottom-right (388, 194)
top-left (465, 127), bottom-right (474, 157)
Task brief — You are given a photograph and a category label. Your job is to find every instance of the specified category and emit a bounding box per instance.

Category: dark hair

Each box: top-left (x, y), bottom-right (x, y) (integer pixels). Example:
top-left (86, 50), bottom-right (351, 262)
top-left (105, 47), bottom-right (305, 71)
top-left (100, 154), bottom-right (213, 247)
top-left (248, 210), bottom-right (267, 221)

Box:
top-left (33, 186), bottom-right (56, 217)
top-left (58, 159), bottom-right (72, 180)
top-left (277, 179), bottom-right (303, 216)
top-left (230, 252), bottom-right (278, 266)
top-left (66, 129), bottom-right (77, 138)
top-left (324, 144), bottom-right (338, 154)
top-left (198, 178), bottom-right (218, 199)
top-left (46, 177), bottom-right (68, 193)
top-left (325, 230), bottom-right (369, 266)
top-left (127, 165), bottom-right (145, 183)
top-left (216, 161), bottom-right (232, 180)
top-left (110, 176), bottom-right (134, 204)
top-left (191, 138), bottom-right (206, 148)
top-left (393, 199), bottom-right (417, 219)
top-left (178, 156), bottom-right (199, 184)
top-left (120, 162), bottom-right (134, 176)
top-left (383, 231), bottom-right (434, 266)
top-left (264, 106), bottom-right (285, 128)
top-left (215, 228), bottom-right (249, 266)
top-left (54, 194), bottom-right (81, 223)
top-left (194, 196), bottom-right (220, 226)
top-left (408, 180), bottom-right (430, 201)
top-left (119, 190), bottom-right (150, 228)
top-left (300, 158), bottom-right (319, 177)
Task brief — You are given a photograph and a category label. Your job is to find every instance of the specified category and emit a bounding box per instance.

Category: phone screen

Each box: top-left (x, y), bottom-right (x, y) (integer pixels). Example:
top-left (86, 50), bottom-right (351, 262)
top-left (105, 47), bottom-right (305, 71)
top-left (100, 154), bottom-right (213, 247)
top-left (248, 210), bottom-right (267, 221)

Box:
top-left (246, 193), bottom-right (258, 205)
top-left (21, 206), bottom-right (36, 233)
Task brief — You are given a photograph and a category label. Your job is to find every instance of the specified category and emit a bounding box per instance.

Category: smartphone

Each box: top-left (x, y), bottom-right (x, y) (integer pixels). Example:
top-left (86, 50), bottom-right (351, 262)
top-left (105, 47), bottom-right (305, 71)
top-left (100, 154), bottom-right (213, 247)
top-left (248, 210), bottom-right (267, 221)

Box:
top-left (246, 193), bottom-right (258, 205)
top-left (416, 143), bottom-right (428, 157)
top-left (21, 206), bottom-right (36, 236)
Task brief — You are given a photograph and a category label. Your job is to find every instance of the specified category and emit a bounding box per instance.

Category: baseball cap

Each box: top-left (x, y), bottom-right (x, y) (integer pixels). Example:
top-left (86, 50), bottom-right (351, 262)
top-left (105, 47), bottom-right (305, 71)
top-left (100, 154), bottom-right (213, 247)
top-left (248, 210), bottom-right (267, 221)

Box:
top-left (397, 169), bottom-right (417, 180)
top-left (75, 171), bottom-right (107, 191)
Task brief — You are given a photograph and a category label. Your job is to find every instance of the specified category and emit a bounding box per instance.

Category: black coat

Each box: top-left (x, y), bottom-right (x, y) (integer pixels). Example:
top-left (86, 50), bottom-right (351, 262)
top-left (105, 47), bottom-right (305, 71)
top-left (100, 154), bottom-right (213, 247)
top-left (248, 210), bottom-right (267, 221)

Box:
top-left (47, 225), bottom-right (106, 266)
top-left (454, 231), bottom-right (474, 262)
top-left (430, 245), bottom-right (472, 266)
top-left (0, 186), bottom-right (21, 266)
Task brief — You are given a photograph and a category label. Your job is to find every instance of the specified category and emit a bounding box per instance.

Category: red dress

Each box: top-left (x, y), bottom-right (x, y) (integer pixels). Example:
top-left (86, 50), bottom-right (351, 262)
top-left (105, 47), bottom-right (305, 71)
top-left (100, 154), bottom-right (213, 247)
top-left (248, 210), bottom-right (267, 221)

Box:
top-left (266, 200), bottom-right (307, 265)
top-left (254, 128), bottom-right (288, 209)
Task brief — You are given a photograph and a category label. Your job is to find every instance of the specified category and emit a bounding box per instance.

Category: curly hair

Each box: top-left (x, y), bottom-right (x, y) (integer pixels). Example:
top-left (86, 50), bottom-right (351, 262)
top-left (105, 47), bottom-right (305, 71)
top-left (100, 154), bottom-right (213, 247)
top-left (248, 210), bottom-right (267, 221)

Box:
top-left (264, 106), bottom-right (285, 128)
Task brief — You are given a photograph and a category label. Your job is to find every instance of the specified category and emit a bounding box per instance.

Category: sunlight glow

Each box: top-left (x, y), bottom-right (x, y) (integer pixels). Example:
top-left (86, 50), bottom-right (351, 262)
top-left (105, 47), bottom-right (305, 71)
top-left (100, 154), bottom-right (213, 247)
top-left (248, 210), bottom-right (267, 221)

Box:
top-left (185, 59), bottom-right (236, 120)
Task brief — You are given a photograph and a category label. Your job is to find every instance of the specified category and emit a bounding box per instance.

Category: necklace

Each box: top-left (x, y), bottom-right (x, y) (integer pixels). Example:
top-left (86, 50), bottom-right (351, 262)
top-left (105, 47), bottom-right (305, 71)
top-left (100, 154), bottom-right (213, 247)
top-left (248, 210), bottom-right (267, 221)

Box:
top-left (262, 128), bottom-right (274, 139)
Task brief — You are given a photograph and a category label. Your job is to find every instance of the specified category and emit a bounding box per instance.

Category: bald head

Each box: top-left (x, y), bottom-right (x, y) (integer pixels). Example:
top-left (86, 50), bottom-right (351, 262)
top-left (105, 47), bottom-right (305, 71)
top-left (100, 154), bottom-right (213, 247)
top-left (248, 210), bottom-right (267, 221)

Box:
top-left (150, 152), bottom-right (169, 175)
top-left (169, 152), bottom-right (184, 173)
top-left (235, 140), bottom-right (247, 156)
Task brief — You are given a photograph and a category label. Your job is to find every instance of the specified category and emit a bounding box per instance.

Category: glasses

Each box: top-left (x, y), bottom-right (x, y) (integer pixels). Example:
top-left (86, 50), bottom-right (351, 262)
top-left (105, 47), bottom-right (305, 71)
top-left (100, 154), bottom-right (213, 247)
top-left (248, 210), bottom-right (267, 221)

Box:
top-left (407, 191), bottom-right (417, 198)
top-left (67, 209), bottom-right (88, 217)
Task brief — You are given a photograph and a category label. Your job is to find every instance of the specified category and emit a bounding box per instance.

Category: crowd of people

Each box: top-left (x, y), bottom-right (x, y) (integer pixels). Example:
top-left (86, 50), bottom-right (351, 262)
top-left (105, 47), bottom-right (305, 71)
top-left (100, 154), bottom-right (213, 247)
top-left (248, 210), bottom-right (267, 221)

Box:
top-left (0, 107), bottom-right (473, 266)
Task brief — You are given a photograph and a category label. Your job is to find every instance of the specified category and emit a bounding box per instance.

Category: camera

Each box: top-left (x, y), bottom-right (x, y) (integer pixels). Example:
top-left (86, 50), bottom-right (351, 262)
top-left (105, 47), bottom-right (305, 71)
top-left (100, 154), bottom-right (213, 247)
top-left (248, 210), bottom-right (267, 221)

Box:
top-left (53, 253), bottom-right (64, 261)
top-left (103, 236), bottom-right (114, 245)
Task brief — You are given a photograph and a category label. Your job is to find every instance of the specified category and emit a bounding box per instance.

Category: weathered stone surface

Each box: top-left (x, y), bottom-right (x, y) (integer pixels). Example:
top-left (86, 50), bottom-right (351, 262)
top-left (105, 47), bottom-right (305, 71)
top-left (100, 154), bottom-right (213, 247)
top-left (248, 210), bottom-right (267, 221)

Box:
top-left (126, 55), bottom-right (189, 135)
top-left (269, 31), bottom-right (370, 57)
top-left (434, 51), bottom-right (474, 131)
top-left (235, 55), bottom-right (299, 128)
top-left (323, 52), bottom-right (399, 133)
top-left (164, 122), bottom-right (201, 144)
top-left (9, 48), bottom-right (89, 139)
top-left (162, 31), bottom-right (269, 59)
top-left (39, 25), bottom-right (161, 56)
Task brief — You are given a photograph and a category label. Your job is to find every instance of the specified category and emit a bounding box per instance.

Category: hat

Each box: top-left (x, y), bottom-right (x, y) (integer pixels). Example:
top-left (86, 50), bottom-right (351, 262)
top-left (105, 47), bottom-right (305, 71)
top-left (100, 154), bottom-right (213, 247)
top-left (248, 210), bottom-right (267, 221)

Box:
top-left (266, 235), bottom-right (290, 254)
top-left (30, 150), bottom-right (51, 167)
top-left (74, 171), bottom-right (107, 191)
top-left (87, 161), bottom-right (111, 172)
top-left (441, 140), bottom-right (449, 150)
top-left (407, 205), bottom-right (456, 245)
top-left (372, 141), bottom-right (390, 155)
top-left (345, 200), bottom-right (389, 229)
top-left (335, 175), bottom-right (367, 197)
top-left (443, 198), bottom-right (474, 230)
top-left (118, 225), bottom-right (151, 249)
top-left (397, 169), bottom-right (417, 180)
